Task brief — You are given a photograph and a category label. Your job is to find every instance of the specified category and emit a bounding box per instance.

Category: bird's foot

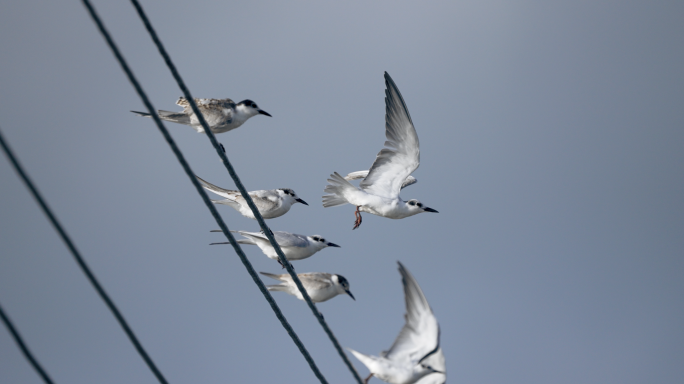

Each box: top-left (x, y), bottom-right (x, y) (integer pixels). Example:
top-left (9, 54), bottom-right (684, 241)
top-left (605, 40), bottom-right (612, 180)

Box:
top-left (352, 206), bottom-right (363, 230)
top-left (364, 373), bottom-right (373, 384)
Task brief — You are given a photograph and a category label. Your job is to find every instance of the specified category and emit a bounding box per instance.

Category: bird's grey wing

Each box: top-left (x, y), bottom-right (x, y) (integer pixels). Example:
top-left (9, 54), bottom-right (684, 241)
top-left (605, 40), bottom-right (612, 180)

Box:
top-left (415, 348), bottom-right (446, 384)
top-left (384, 262), bottom-right (440, 365)
top-left (176, 97), bottom-right (236, 126)
top-left (298, 273), bottom-right (334, 290)
top-left (239, 231), bottom-right (308, 248)
top-left (196, 175), bottom-right (238, 199)
top-left (359, 72), bottom-right (420, 199)
top-left (272, 232), bottom-right (309, 248)
top-left (346, 170), bottom-right (417, 190)
top-left (244, 190), bottom-right (279, 212)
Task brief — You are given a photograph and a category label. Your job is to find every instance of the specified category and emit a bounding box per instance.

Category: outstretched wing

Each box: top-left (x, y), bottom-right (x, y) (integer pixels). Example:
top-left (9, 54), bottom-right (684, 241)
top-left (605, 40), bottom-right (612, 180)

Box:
top-left (383, 262), bottom-right (440, 366)
top-left (359, 72), bottom-right (420, 199)
top-left (345, 170), bottom-right (417, 190)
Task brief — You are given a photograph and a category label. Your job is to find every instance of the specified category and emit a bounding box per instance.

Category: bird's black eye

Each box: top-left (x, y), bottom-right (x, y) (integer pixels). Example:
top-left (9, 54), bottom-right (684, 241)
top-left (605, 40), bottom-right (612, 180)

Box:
top-left (319, 238), bottom-right (325, 242)
top-left (417, 203), bottom-right (423, 208)
top-left (312, 236), bottom-right (319, 241)
top-left (408, 201), bottom-right (416, 206)
top-left (251, 103), bottom-right (257, 108)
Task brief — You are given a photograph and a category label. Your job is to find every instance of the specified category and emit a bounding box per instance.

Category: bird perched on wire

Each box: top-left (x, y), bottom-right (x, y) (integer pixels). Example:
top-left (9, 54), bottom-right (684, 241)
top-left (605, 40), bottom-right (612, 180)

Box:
top-left (131, 97), bottom-right (271, 134)
top-left (322, 72), bottom-right (437, 229)
top-left (348, 262), bottom-right (445, 384)
top-left (260, 272), bottom-right (355, 303)
top-left (196, 175), bottom-right (307, 219)
top-left (211, 230), bottom-right (340, 267)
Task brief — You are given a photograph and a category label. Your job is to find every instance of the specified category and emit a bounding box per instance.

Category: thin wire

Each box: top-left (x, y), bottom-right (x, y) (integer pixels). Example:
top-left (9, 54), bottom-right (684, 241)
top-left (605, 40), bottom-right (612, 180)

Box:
top-left (0, 123), bottom-right (169, 384)
top-left (80, 1), bottom-right (330, 383)
top-left (0, 301), bottom-right (55, 384)
top-left (127, 1), bottom-right (364, 382)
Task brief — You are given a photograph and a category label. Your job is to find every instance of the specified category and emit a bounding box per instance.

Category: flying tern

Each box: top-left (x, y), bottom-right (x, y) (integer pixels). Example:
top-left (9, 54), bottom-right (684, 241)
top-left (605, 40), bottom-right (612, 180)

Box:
top-left (348, 262), bottom-right (445, 384)
top-left (323, 72), bottom-right (437, 229)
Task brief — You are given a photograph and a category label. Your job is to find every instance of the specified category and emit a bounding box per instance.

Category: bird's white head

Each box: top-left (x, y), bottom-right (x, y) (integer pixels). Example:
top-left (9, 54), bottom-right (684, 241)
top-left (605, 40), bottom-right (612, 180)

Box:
top-left (308, 235), bottom-right (340, 250)
top-left (405, 199), bottom-right (439, 216)
top-left (236, 99), bottom-right (272, 119)
top-left (332, 274), bottom-right (355, 300)
top-left (277, 188), bottom-right (308, 206)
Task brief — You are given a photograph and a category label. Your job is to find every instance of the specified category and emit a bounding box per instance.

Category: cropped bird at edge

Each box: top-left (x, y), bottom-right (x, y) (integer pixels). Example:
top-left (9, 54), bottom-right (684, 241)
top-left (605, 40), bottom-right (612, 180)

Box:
top-left (196, 175), bottom-right (307, 219)
top-left (323, 72), bottom-right (437, 229)
top-left (210, 230), bottom-right (340, 267)
top-left (131, 97), bottom-right (271, 134)
top-left (260, 272), bottom-right (355, 303)
top-left (348, 262), bottom-right (445, 384)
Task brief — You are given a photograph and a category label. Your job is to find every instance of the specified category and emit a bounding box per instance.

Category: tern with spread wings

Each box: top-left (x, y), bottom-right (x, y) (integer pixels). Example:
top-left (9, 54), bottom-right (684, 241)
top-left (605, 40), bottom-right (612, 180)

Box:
top-left (348, 262), bottom-right (445, 384)
top-left (323, 72), bottom-right (437, 229)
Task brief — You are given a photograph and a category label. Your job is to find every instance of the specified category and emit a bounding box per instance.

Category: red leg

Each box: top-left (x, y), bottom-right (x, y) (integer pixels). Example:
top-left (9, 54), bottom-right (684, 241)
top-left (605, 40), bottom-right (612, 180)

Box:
top-left (353, 206), bottom-right (363, 230)
top-left (364, 373), bottom-right (373, 384)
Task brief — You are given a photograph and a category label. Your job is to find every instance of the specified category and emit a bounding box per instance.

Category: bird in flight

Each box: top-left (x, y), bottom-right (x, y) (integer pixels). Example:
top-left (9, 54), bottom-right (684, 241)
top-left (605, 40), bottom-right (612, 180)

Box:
top-left (323, 72), bottom-right (437, 229)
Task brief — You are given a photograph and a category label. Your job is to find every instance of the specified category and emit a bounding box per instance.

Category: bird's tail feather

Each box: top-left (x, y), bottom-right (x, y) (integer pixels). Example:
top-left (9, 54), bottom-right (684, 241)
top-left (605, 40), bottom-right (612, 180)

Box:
top-left (157, 110), bottom-right (192, 125)
top-left (130, 110), bottom-right (151, 117)
top-left (323, 172), bottom-right (356, 207)
top-left (259, 272), bottom-right (286, 282)
top-left (347, 348), bottom-right (378, 372)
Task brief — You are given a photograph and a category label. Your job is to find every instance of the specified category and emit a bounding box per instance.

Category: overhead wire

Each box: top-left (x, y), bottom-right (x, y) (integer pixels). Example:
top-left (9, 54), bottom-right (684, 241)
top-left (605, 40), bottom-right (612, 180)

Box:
top-left (127, 1), bottom-right (363, 382)
top-left (0, 301), bottom-right (55, 384)
top-left (80, 1), bottom-right (330, 383)
top-left (0, 123), bottom-right (168, 384)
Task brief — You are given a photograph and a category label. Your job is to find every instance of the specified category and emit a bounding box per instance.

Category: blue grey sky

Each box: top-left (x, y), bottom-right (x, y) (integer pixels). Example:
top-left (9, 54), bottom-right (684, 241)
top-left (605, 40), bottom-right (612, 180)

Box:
top-left (1, 1), bottom-right (683, 383)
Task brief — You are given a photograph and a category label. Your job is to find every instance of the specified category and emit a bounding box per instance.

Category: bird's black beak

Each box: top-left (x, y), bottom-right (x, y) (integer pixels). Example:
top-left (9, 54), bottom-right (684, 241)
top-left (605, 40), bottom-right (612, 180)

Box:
top-left (327, 242), bottom-right (341, 248)
top-left (296, 198), bottom-right (309, 205)
top-left (258, 110), bottom-right (272, 117)
top-left (423, 207), bottom-right (439, 213)
top-left (346, 290), bottom-right (356, 301)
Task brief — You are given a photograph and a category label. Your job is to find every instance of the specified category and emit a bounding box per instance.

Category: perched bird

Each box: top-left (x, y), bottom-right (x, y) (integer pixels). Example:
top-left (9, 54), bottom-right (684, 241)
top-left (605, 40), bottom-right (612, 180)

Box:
top-left (196, 175), bottom-right (307, 219)
top-left (131, 97), bottom-right (271, 134)
top-left (260, 272), bottom-right (355, 302)
top-left (348, 262), bottom-right (445, 384)
top-left (211, 230), bottom-right (340, 267)
top-left (323, 72), bottom-right (437, 229)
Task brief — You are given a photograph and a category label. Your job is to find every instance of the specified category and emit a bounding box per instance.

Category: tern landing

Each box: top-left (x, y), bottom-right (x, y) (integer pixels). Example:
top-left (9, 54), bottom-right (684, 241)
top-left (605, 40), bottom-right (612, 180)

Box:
top-left (131, 97), bottom-right (271, 134)
top-left (348, 262), bottom-right (445, 384)
top-left (323, 72), bottom-right (437, 229)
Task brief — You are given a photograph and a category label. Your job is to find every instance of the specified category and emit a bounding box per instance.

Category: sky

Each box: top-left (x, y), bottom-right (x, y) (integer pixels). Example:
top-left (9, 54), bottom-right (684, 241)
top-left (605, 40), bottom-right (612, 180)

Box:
top-left (1, 1), bottom-right (683, 383)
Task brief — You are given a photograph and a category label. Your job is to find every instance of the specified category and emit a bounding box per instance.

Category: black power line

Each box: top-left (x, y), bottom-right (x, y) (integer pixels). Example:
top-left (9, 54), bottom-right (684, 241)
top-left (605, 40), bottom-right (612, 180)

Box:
top-left (80, 1), bottom-right (330, 383)
top-left (127, 1), bottom-right (364, 382)
top-left (0, 300), bottom-right (55, 384)
top-left (1, 122), bottom-right (169, 383)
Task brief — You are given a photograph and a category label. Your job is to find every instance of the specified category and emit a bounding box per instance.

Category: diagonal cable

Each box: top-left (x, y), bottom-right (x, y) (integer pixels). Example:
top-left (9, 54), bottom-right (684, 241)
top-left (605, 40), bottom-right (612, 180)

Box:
top-left (0, 124), bottom-right (168, 384)
top-left (0, 301), bottom-right (55, 384)
top-left (128, 1), bottom-right (363, 382)
top-left (80, 1), bottom-right (329, 383)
